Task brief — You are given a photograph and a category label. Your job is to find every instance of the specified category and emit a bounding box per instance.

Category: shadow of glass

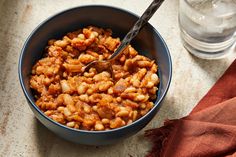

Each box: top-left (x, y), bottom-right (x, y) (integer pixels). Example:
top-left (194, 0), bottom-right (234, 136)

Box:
top-left (189, 48), bottom-right (236, 81)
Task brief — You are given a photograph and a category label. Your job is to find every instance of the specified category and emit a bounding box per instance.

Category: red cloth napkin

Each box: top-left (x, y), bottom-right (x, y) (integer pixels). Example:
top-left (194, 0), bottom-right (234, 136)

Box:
top-left (145, 59), bottom-right (236, 157)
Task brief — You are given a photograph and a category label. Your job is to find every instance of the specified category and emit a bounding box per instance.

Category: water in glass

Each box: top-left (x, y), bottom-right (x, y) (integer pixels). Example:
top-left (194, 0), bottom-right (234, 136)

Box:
top-left (179, 0), bottom-right (236, 59)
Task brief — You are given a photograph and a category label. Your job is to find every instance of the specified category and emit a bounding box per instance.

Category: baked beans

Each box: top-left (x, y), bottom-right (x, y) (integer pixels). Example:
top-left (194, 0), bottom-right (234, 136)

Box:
top-left (30, 26), bottom-right (159, 131)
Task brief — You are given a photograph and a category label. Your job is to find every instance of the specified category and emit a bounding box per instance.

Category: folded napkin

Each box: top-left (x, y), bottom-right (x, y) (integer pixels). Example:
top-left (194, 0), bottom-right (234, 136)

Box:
top-left (145, 59), bottom-right (236, 157)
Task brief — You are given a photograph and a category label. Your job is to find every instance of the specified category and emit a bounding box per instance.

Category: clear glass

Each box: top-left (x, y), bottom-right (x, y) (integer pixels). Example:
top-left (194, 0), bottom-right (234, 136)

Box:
top-left (179, 0), bottom-right (236, 59)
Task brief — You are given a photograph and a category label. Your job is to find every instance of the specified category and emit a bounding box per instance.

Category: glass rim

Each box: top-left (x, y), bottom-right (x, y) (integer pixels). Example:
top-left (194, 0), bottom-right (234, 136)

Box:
top-left (181, 0), bottom-right (236, 19)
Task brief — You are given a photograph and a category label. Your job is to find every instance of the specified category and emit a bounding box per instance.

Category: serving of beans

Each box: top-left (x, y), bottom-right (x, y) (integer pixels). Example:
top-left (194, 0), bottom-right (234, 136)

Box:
top-left (30, 26), bottom-right (159, 131)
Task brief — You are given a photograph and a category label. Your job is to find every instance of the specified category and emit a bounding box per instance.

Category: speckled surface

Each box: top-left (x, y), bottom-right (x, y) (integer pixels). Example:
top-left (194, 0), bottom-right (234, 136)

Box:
top-left (0, 0), bottom-right (235, 157)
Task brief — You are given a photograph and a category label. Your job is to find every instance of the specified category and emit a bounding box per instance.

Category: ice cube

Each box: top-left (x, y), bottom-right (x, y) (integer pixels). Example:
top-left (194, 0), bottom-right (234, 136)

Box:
top-left (212, 0), bottom-right (236, 17)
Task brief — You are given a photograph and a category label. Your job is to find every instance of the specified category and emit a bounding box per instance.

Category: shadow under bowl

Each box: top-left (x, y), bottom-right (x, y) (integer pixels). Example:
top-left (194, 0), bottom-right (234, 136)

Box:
top-left (18, 5), bottom-right (172, 145)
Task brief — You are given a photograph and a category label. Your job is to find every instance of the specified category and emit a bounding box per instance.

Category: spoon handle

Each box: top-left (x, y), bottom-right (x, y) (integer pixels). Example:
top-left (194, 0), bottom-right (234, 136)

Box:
top-left (109, 0), bottom-right (164, 60)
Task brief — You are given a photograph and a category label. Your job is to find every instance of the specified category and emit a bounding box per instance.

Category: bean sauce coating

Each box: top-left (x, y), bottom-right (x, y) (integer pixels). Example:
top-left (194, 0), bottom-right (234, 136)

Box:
top-left (30, 26), bottom-right (159, 131)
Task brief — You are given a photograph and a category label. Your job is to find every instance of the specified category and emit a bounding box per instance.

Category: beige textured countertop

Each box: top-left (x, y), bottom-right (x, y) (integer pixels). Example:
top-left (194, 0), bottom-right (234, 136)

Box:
top-left (0, 0), bottom-right (235, 156)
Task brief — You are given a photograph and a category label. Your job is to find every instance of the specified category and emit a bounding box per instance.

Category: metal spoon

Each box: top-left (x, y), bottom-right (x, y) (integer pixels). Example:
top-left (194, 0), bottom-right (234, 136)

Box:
top-left (83, 0), bottom-right (165, 76)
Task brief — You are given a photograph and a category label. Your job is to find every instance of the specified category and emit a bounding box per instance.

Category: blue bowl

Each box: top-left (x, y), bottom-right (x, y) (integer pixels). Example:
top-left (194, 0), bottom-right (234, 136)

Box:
top-left (18, 5), bottom-right (172, 145)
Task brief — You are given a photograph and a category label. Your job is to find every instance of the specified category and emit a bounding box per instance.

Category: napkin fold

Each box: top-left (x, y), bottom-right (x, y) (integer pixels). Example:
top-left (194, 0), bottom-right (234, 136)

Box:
top-left (145, 59), bottom-right (236, 157)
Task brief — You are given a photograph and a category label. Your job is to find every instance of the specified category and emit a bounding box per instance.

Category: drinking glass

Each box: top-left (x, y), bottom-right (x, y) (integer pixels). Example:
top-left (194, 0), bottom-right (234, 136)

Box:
top-left (179, 0), bottom-right (236, 59)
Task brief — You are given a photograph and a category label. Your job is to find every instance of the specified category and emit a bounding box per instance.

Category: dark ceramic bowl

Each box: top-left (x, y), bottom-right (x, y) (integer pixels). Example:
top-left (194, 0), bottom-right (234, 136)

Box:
top-left (19, 5), bottom-right (172, 145)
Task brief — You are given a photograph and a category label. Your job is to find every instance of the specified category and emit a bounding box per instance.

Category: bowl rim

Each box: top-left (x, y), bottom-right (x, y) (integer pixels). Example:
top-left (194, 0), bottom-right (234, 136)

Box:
top-left (18, 5), bottom-right (172, 134)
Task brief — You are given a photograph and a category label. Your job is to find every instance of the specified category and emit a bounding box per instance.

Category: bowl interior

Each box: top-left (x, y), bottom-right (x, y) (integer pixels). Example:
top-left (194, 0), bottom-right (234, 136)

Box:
top-left (19, 6), bottom-right (171, 130)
